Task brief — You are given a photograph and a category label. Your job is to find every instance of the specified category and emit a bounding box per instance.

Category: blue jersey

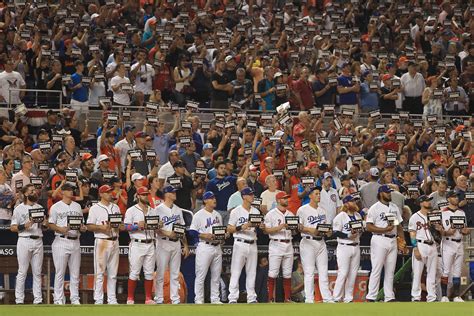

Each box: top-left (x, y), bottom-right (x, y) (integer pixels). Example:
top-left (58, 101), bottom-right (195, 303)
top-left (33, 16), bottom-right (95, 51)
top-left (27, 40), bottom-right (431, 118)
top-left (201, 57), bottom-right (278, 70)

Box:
top-left (205, 176), bottom-right (237, 211)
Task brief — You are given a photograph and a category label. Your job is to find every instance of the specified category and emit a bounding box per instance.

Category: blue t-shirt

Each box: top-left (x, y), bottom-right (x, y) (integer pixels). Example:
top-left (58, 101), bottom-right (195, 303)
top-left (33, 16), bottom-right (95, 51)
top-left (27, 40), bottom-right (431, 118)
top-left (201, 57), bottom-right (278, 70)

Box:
top-left (360, 82), bottom-right (379, 110)
top-left (297, 183), bottom-right (310, 206)
top-left (71, 73), bottom-right (89, 102)
top-left (142, 30), bottom-right (155, 50)
top-left (205, 176), bottom-right (237, 211)
top-left (337, 75), bottom-right (357, 105)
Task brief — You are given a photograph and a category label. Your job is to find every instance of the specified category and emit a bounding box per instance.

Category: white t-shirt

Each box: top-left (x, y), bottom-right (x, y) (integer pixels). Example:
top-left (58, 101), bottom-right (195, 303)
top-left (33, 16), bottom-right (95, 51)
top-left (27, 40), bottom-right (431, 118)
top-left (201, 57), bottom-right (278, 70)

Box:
top-left (87, 202), bottom-right (121, 239)
top-left (115, 138), bottom-right (136, 173)
top-left (319, 187), bottom-right (342, 223)
top-left (228, 205), bottom-right (260, 241)
top-left (48, 200), bottom-right (83, 238)
top-left (261, 189), bottom-right (281, 212)
top-left (366, 201), bottom-right (403, 236)
top-left (110, 75), bottom-right (131, 105)
top-left (0, 71), bottom-right (25, 104)
top-left (124, 203), bottom-right (156, 240)
top-left (408, 211), bottom-right (434, 242)
top-left (332, 211), bottom-right (363, 244)
top-left (157, 161), bottom-right (175, 183)
top-left (190, 208), bottom-right (223, 243)
top-left (11, 202), bottom-right (44, 237)
top-left (264, 207), bottom-right (293, 240)
top-left (131, 62), bottom-right (155, 95)
top-left (297, 203), bottom-right (331, 238)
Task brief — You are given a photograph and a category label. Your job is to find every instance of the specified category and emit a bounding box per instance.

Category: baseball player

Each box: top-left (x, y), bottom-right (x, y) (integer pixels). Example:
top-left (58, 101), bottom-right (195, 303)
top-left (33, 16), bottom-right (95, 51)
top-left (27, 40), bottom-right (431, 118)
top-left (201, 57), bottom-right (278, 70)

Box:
top-left (48, 183), bottom-right (85, 305)
top-left (332, 195), bottom-right (363, 303)
top-left (439, 191), bottom-right (470, 302)
top-left (365, 185), bottom-right (404, 302)
top-left (153, 185), bottom-right (189, 305)
top-left (227, 187), bottom-right (262, 304)
top-left (124, 186), bottom-right (157, 304)
top-left (297, 186), bottom-right (334, 303)
top-left (10, 184), bottom-right (47, 304)
top-left (189, 191), bottom-right (224, 304)
top-left (408, 195), bottom-right (440, 302)
top-left (263, 191), bottom-right (294, 303)
top-left (86, 185), bottom-right (122, 305)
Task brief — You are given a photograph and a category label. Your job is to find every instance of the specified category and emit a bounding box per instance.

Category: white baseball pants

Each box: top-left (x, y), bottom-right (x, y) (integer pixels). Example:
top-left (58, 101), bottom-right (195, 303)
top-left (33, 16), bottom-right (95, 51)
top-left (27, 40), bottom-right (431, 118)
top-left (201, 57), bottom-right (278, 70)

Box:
top-left (411, 242), bottom-right (437, 302)
top-left (333, 243), bottom-right (360, 303)
top-left (15, 237), bottom-right (43, 304)
top-left (194, 243), bottom-right (222, 303)
top-left (228, 241), bottom-right (258, 303)
top-left (52, 236), bottom-right (81, 304)
top-left (154, 239), bottom-right (182, 304)
top-left (93, 238), bottom-right (119, 304)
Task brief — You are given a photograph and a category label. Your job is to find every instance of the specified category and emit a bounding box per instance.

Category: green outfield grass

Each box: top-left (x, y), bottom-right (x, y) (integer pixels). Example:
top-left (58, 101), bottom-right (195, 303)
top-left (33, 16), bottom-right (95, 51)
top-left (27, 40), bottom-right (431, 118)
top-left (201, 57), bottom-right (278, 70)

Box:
top-left (1, 302), bottom-right (473, 316)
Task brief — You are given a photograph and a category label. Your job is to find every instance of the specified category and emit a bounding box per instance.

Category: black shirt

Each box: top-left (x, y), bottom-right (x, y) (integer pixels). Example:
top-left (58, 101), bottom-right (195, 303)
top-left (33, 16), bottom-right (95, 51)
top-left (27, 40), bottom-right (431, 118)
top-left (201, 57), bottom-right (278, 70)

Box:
top-left (172, 173), bottom-right (194, 210)
top-left (211, 72), bottom-right (230, 102)
top-left (0, 128), bottom-right (12, 148)
top-left (379, 86), bottom-right (397, 113)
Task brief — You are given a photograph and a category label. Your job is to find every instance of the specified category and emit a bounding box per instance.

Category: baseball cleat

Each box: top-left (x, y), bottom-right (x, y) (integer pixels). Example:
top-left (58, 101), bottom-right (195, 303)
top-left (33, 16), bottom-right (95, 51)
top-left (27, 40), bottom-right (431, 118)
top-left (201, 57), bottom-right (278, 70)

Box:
top-left (211, 301), bottom-right (223, 304)
top-left (94, 301), bottom-right (103, 305)
top-left (145, 299), bottom-right (156, 305)
top-left (440, 296), bottom-right (450, 302)
top-left (453, 297), bottom-right (464, 302)
top-left (195, 301), bottom-right (204, 304)
top-left (228, 301), bottom-right (237, 304)
top-left (71, 300), bottom-right (81, 305)
top-left (366, 299), bottom-right (375, 302)
top-left (126, 299), bottom-right (135, 305)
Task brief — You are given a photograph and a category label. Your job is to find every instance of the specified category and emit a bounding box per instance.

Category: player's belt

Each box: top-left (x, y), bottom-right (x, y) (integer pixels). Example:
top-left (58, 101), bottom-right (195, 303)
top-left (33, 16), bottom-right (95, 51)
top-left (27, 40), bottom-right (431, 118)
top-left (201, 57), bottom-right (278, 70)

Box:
top-left (416, 239), bottom-right (434, 245)
top-left (133, 239), bottom-right (154, 244)
top-left (444, 238), bottom-right (462, 243)
top-left (161, 237), bottom-right (179, 242)
top-left (20, 235), bottom-right (41, 240)
top-left (59, 235), bottom-right (78, 240)
top-left (99, 237), bottom-right (118, 241)
top-left (304, 236), bottom-right (323, 241)
top-left (204, 241), bottom-right (221, 246)
top-left (235, 238), bottom-right (255, 244)
top-left (376, 234), bottom-right (396, 238)
top-left (271, 239), bottom-right (291, 243)
top-left (340, 243), bottom-right (359, 246)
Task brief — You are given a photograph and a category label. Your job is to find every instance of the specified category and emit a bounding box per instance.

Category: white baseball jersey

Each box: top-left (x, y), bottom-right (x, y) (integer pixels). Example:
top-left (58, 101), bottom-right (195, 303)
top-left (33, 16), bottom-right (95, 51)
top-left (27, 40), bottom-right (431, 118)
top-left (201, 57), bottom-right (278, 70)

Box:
top-left (150, 202), bottom-right (185, 233)
top-left (366, 201), bottom-right (403, 234)
top-left (87, 202), bottom-right (121, 238)
top-left (124, 204), bottom-right (156, 240)
top-left (408, 211), bottom-right (434, 241)
top-left (297, 203), bottom-right (331, 238)
top-left (332, 211), bottom-right (363, 243)
top-left (11, 203), bottom-right (44, 237)
top-left (228, 205), bottom-right (261, 241)
top-left (264, 208), bottom-right (293, 240)
top-left (190, 208), bottom-right (223, 242)
top-left (319, 187), bottom-right (342, 222)
top-left (48, 200), bottom-right (83, 238)
top-left (441, 208), bottom-right (465, 240)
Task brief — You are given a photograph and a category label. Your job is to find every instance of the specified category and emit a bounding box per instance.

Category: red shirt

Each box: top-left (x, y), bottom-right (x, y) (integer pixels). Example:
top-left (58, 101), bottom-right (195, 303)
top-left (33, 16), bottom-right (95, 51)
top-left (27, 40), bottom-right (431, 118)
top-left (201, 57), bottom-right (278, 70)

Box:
top-left (288, 175), bottom-right (301, 214)
top-left (293, 123), bottom-right (306, 150)
top-left (294, 79), bottom-right (315, 110)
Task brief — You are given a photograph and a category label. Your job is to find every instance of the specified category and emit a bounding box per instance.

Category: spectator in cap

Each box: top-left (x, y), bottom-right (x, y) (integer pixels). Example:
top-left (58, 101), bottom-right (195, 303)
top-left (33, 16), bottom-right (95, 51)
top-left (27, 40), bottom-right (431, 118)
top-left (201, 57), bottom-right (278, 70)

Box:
top-left (247, 164), bottom-right (264, 199)
top-left (337, 62), bottom-right (360, 113)
top-left (126, 172), bottom-right (146, 208)
top-left (47, 158), bottom-right (68, 209)
top-left (126, 130), bottom-right (157, 178)
top-left (360, 167), bottom-right (381, 210)
top-left (379, 74), bottom-right (398, 114)
top-left (180, 141), bottom-right (201, 174)
top-left (109, 176), bottom-right (127, 215)
top-left (99, 128), bottom-right (121, 178)
top-left (115, 125), bottom-right (136, 175)
top-left (158, 150), bottom-right (182, 189)
top-left (168, 160), bottom-right (194, 211)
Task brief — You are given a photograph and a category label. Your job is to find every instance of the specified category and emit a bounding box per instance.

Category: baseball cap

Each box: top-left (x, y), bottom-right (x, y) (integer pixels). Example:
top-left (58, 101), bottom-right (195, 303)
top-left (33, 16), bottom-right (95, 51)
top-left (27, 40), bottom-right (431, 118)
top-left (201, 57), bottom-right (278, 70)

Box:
top-left (136, 186), bottom-right (149, 195)
top-left (81, 153), bottom-right (93, 161)
top-left (203, 143), bottom-right (213, 150)
top-left (224, 55), bottom-right (234, 63)
top-left (323, 172), bottom-right (333, 179)
top-left (274, 72), bottom-right (283, 78)
top-left (97, 154), bottom-right (110, 163)
top-left (202, 191), bottom-right (215, 200)
top-left (340, 174), bottom-right (351, 182)
top-left (386, 129), bottom-right (396, 136)
top-left (61, 183), bottom-right (75, 191)
top-left (342, 195), bottom-right (355, 203)
top-left (378, 185), bottom-right (393, 193)
top-left (341, 62), bottom-right (351, 69)
top-left (163, 186), bottom-right (177, 194)
top-left (369, 167), bottom-right (380, 177)
top-left (131, 173), bottom-right (145, 181)
top-left (54, 158), bottom-right (66, 166)
top-left (319, 162), bottom-right (328, 170)
top-left (124, 125), bottom-right (136, 133)
top-left (398, 56), bottom-right (408, 63)
top-left (382, 74), bottom-right (392, 81)
top-left (455, 125), bottom-right (465, 133)
top-left (240, 187), bottom-right (254, 196)
top-left (276, 191), bottom-right (290, 200)
top-left (446, 190), bottom-right (459, 198)
top-left (99, 185), bottom-right (113, 194)
top-left (418, 195), bottom-right (433, 203)
top-left (307, 161), bottom-right (318, 169)
top-left (308, 186), bottom-right (322, 194)
top-left (173, 160), bottom-right (185, 168)
top-left (134, 131), bottom-right (146, 138)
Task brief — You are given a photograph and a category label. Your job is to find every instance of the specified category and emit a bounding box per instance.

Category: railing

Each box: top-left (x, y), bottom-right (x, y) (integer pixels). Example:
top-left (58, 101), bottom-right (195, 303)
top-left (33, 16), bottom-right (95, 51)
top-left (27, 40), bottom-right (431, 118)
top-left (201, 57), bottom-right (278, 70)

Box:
top-left (7, 88), bottom-right (63, 109)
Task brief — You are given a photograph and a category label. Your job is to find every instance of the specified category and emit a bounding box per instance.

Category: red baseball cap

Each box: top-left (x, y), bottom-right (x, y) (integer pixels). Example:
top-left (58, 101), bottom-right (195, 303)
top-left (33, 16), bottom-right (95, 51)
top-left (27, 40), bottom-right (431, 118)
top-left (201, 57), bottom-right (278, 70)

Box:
top-left (307, 161), bottom-right (318, 169)
top-left (276, 191), bottom-right (290, 200)
top-left (99, 185), bottom-right (113, 194)
top-left (81, 153), bottom-right (93, 161)
top-left (134, 131), bottom-right (146, 138)
top-left (136, 186), bottom-right (149, 195)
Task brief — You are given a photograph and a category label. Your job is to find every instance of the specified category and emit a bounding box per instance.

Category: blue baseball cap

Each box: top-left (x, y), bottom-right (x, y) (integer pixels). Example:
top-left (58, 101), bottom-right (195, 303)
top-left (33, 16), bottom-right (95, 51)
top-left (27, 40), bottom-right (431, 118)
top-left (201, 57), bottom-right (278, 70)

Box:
top-left (202, 191), bottom-right (215, 200)
top-left (124, 125), bottom-right (135, 133)
top-left (163, 186), bottom-right (177, 194)
top-left (203, 143), bottom-right (213, 150)
top-left (240, 187), bottom-right (254, 196)
top-left (343, 195), bottom-right (355, 203)
top-left (378, 185), bottom-right (393, 193)
top-left (308, 186), bottom-right (322, 194)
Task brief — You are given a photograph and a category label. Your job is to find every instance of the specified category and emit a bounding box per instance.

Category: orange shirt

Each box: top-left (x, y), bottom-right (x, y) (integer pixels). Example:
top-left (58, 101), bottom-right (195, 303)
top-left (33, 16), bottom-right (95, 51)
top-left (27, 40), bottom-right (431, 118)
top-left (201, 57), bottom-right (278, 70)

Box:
top-left (100, 144), bottom-right (121, 174)
top-left (148, 194), bottom-right (163, 209)
top-left (48, 174), bottom-right (65, 212)
top-left (288, 175), bottom-right (301, 214)
top-left (112, 188), bottom-right (128, 215)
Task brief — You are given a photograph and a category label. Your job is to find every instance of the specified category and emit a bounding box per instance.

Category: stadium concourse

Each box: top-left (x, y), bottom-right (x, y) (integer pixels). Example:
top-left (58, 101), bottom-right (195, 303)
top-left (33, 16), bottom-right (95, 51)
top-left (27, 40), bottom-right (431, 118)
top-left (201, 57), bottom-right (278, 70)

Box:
top-left (0, 0), bottom-right (473, 309)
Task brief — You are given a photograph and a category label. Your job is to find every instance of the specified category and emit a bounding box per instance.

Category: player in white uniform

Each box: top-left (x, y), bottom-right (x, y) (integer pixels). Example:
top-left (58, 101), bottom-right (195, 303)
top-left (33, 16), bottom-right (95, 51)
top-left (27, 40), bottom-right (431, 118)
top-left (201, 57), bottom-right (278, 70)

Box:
top-left (439, 191), bottom-right (470, 302)
top-left (408, 195), bottom-right (440, 302)
top-left (124, 186), bottom-right (157, 304)
top-left (263, 191), bottom-right (294, 303)
top-left (48, 183), bottom-right (85, 305)
top-left (297, 186), bottom-right (334, 303)
top-left (227, 187), bottom-right (262, 303)
top-left (365, 185), bottom-right (404, 302)
top-left (86, 185), bottom-right (122, 304)
top-left (153, 185), bottom-right (189, 304)
top-left (189, 191), bottom-right (224, 304)
top-left (10, 184), bottom-right (47, 304)
top-left (332, 195), bottom-right (363, 303)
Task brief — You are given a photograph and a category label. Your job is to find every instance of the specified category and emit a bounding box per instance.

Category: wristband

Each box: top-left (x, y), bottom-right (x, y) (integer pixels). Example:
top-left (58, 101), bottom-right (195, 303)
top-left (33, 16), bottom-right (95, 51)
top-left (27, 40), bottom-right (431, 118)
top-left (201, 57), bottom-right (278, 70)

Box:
top-left (18, 224), bottom-right (25, 231)
top-left (410, 238), bottom-right (417, 247)
top-left (236, 225), bottom-right (242, 232)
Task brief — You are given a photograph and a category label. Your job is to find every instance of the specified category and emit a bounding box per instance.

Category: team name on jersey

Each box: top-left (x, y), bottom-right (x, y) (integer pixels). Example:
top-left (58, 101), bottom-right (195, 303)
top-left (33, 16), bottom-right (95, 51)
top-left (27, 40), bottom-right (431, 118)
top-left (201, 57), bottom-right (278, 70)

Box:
top-left (415, 221), bottom-right (429, 230)
top-left (308, 214), bottom-right (325, 225)
top-left (216, 181), bottom-right (231, 191)
top-left (238, 216), bottom-right (248, 225)
top-left (57, 210), bottom-right (82, 220)
top-left (205, 217), bottom-right (220, 228)
top-left (162, 214), bottom-right (181, 225)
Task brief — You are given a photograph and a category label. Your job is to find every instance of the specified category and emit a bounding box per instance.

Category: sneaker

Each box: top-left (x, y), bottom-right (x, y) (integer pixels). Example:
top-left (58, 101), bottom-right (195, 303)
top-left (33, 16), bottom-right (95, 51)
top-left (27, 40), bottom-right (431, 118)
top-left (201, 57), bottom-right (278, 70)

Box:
top-left (195, 301), bottom-right (204, 304)
top-left (229, 301), bottom-right (237, 304)
top-left (211, 301), bottom-right (223, 305)
top-left (440, 296), bottom-right (450, 302)
top-left (386, 299), bottom-right (397, 303)
top-left (71, 300), bottom-right (81, 305)
top-left (127, 300), bottom-right (135, 305)
top-left (95, 301), bottom-right (103, 305)
top-left (108, 301), bottom-right (119, 305)
top-left (54, 301), bottom-right (64, 305)
top-left (304, 300), bottom-right (314, 304)
top-left (248, 301), bottom-right (258, 304)
top-left (325, 300), bottom-right (335, 304)
top-left (145, 299), bottom-right (156, 305)
top-left (453, 297), bottom-right (464, 303)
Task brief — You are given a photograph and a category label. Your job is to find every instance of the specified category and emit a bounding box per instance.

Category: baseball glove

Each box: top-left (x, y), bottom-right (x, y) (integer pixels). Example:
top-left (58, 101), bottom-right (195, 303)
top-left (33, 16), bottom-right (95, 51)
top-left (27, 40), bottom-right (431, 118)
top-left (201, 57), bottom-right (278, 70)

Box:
top-left (397, 236), bottom-right (409, 255)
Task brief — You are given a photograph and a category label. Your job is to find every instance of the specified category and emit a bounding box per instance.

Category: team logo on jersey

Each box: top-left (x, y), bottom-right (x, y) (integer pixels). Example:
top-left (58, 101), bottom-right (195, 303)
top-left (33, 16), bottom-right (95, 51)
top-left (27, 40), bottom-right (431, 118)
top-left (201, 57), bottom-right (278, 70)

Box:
top-left (216, 181), bottom-right (231, 191)
top-left (205, 217), bottom-right (220, 228)
top-left (308, 215), bottom-right (325, 225)
top-left (237, 217), bottom-right (248, 225)
top-left (331, 194), bottom-right (337, 202)
top-left (162, 214), bottom-right (181, 226)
